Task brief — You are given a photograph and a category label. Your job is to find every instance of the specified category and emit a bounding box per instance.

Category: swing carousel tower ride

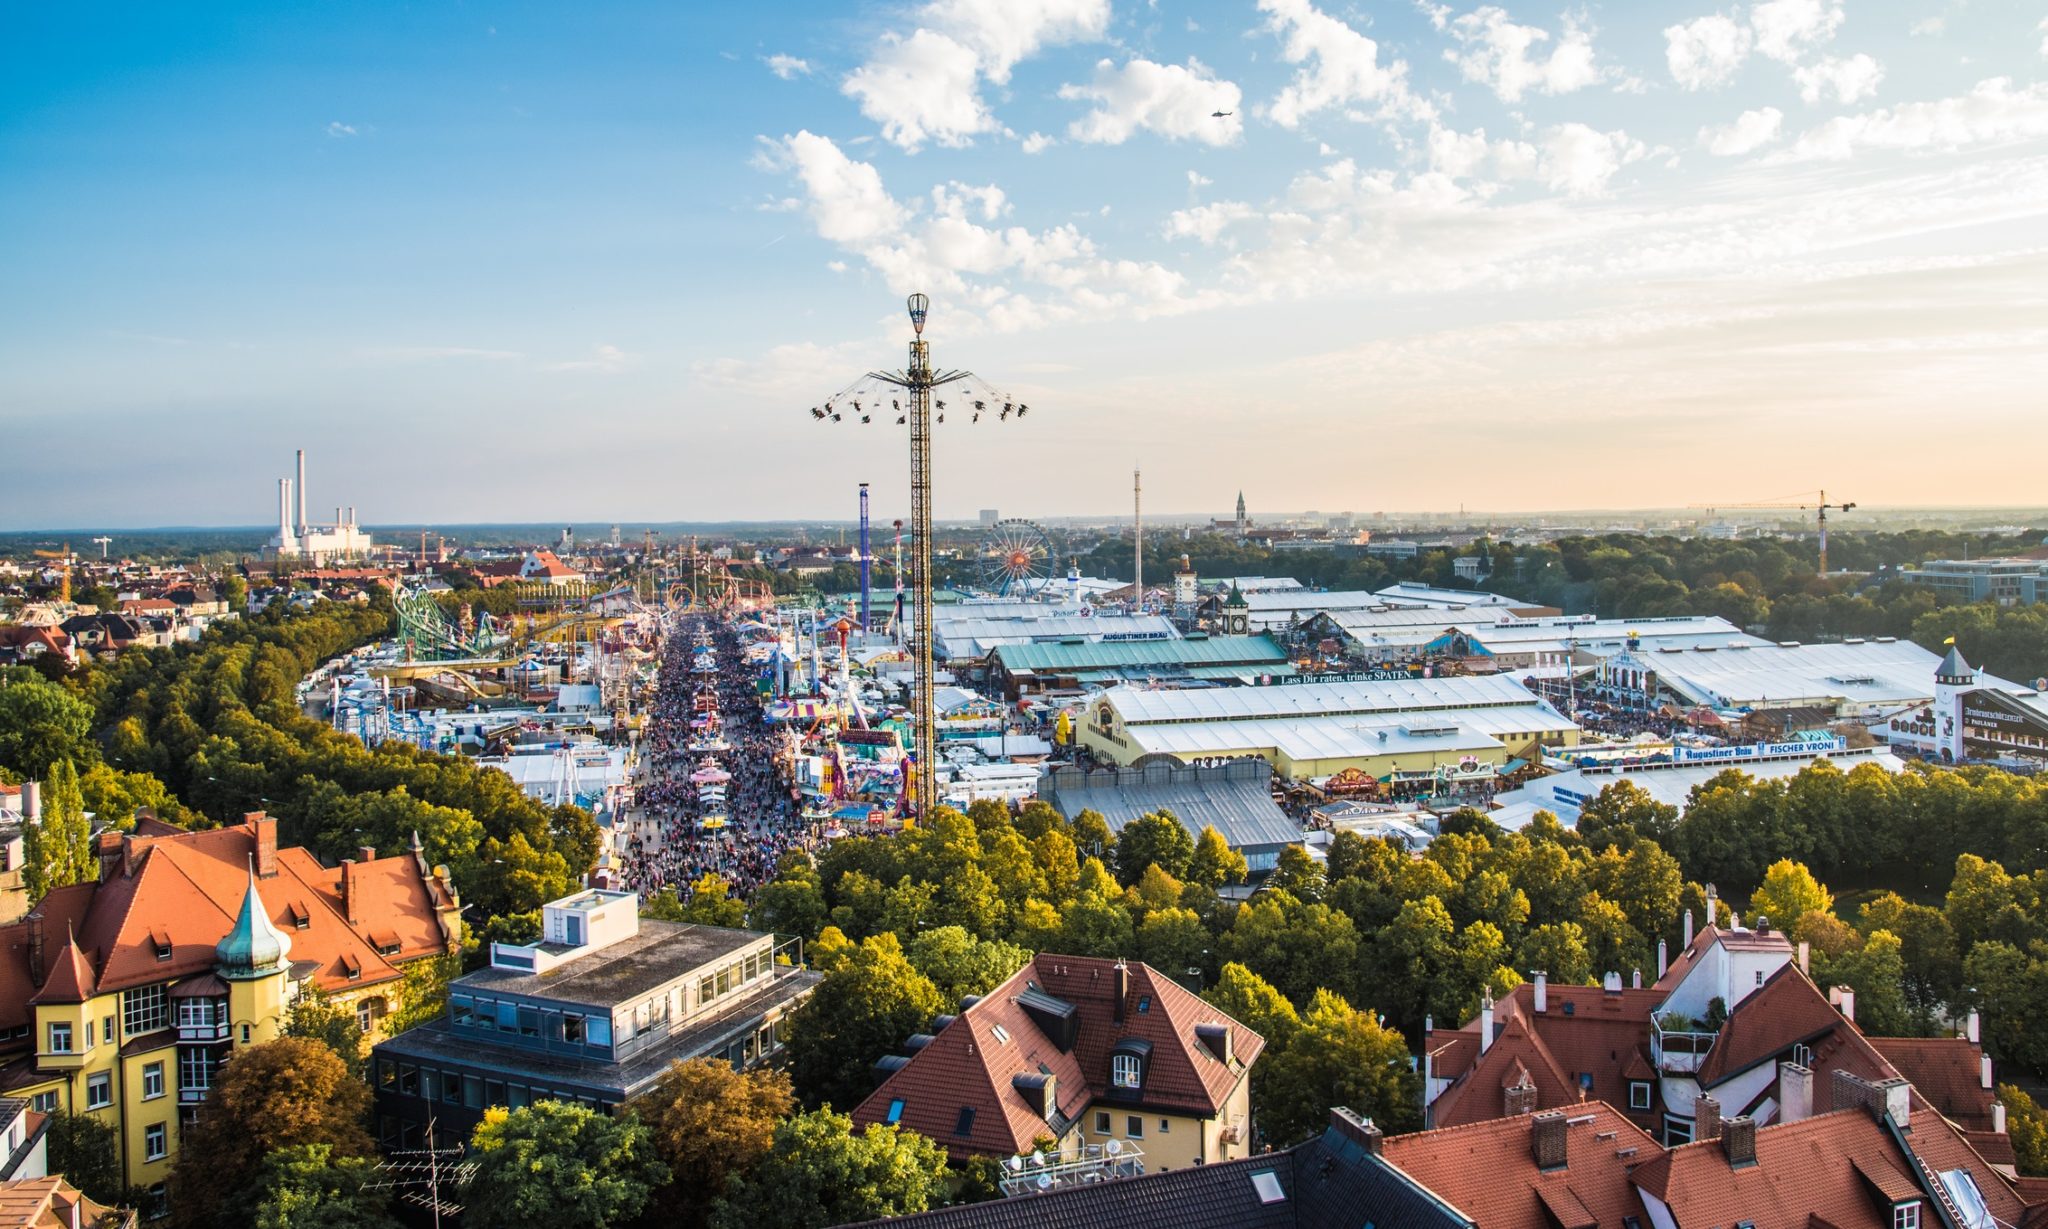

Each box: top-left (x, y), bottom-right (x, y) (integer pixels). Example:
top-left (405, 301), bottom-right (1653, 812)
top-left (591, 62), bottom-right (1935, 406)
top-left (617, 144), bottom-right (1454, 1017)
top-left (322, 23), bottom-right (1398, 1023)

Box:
top-left (807, 294), bottom-right (1029, 815)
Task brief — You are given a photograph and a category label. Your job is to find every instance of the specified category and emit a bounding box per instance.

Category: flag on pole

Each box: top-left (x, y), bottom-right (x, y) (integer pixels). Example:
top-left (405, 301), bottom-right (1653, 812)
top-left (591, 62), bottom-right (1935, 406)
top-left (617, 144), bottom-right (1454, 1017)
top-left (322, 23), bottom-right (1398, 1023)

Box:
top-left (1944, 636), bottom-right (1956, 646)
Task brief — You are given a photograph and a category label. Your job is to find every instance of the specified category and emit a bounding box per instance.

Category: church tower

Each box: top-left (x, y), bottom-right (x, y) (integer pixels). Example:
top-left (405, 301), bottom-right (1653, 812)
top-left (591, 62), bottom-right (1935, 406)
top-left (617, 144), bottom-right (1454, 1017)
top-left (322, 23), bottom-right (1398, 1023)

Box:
top-left (1235, 491), bottom-right (1247, 537)
top-left (1934, 640), bottom-right (1977, 764)
top-left (1223, 581), bottom-right (1250, 635)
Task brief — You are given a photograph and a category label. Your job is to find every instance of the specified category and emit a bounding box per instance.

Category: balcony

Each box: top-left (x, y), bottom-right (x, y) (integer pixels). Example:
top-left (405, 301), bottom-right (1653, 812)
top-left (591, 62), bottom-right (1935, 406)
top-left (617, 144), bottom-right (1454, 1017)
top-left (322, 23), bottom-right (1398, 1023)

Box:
top-left (1651, 1017), bottom-right (1716, 1075)
top-left (177, 1021), bottom-right (230, 1043)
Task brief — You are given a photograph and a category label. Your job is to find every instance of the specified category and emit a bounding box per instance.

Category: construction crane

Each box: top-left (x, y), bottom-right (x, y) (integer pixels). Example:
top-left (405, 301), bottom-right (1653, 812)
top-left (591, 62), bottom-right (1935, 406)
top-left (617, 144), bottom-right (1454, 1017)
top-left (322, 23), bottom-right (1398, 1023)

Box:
top-left (1690, 491), bottom-right (1857, 575)
top-left (32, 544), bottom-right (73, 604)
top-left (91, 536), bottom-right (112, 560)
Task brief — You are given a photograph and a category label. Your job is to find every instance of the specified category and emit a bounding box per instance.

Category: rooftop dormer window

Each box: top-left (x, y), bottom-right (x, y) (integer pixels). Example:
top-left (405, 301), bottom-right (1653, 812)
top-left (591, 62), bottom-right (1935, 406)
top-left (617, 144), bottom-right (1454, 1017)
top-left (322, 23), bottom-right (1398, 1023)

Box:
top-left (1111, 1053), bottom-right (1141, 1090)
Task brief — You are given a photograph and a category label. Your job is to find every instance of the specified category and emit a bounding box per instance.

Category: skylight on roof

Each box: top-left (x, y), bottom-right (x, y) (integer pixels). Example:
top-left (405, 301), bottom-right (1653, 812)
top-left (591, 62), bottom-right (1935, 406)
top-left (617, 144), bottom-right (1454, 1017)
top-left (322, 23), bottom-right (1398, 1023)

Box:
top-left (1250, 1170), bottom-right (1286, 1204)
top-left (991, 1024), bottom-right (1010, 1044)
top-left (886, 1099), bottom-right (904, 1124)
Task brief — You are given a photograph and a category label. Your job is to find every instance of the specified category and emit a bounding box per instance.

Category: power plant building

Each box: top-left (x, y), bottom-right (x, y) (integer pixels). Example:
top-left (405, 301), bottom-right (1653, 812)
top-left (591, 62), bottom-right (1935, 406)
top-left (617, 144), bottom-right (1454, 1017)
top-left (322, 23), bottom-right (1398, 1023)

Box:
top-left (267, 449), bottom-right (373, 564)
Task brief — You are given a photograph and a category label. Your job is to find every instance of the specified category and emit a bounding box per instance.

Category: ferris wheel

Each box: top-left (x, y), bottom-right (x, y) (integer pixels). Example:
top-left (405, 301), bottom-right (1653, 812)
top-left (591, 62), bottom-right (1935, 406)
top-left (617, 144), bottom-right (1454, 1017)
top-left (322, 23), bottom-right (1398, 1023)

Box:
top-left (977, 519), bottom-right (1056, 597)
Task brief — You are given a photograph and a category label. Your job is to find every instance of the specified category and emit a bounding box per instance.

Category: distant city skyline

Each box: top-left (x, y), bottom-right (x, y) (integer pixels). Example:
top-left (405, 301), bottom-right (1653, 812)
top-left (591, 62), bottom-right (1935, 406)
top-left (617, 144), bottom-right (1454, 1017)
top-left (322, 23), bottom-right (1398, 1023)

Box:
top-left (4, 1), bottom-right (2047, 529)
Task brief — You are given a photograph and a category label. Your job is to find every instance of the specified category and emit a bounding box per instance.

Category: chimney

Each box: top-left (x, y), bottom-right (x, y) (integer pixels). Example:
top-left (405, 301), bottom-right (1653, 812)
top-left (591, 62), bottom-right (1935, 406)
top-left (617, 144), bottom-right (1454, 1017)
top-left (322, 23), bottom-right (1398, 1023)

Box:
top-left (1632, 968), bottom-right (1642, 989)
top-left (248, 813), bottom-right (278, 879)
top-left (296, 449), bottom-right (307, 538)
top-left (1721, 1116), bottom-right (1757, 1167)
top-left (1506, 1082), bottom-right (1538, 1117)
top-left (1754, 914), bottom-right (1770, 935)
top-left (1730, 909), bottom-right (1741, 931)
top-left (1832, 1071), bottom-right (1912, 1128)
top-left (97, 831), bottom-right (124, 882)
top-left (1683, 907), bottom-right (1695, 947)
top-left (1706, 882), bottom-right (1718, 920)
top-left (25, 911), bottom-right (45, 986)
top-left (1995, 1102), bottom-right (2008, 1134)
top-left (358, 844), bottom-right (377, 864)
top-left (1531, 1111), bottom-right (1568, 1171)
top-left (1798, 941), bottom-right (1810, 975)
top-left (21, 780), bottom-right (39, 822)
top-left (1113, 959), bottom-right (1129, 1023)
top-left (1695, 1094), bottom-right (1722, 1143)
top-left (1828, 984), bottom-right (1856, 1023)
top-left (121, 834), bottom-right (146, 877)
top-left (1480, 990), bottom-right (1496, 1054)
top-left (1982, 1053), bottom-right (1993, 1091)
top-left (1966, 1009), bottom-right (1980, 1045)
top-left (1329, 1107), bottom-right (1384, 1155)
top-left (278, 478), bottom-right (292, 541)
top-left (342, 859), bottom-right (362, 925)
top-left (1603, 971), bottom-right (1623, 993)
top-left (1533, 970), bottom-right (1548, 1014)
top-left (1657, 938), bottom-right (1668, 979)
top-left (1779, 1062), bottom-right (1813, 1124)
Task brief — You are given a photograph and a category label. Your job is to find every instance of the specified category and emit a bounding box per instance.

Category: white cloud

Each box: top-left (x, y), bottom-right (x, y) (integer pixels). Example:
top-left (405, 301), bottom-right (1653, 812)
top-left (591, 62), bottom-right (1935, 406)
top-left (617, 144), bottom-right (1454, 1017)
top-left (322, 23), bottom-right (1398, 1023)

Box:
top-left (1700, 105), bottom-right (1785, 154)
top-left (759, 131), bottom-right (908, 245)
top-left (325, 121), bottom-right (358, 138)
top-left (1059, 58), bottom-right (1243, 146)
top-left (1257, 0), bottom-right (1428, 129)
top-left (934, 181), bottom-right (1008, 222)
top-left (2039, 17), bottom-right (2048, 58)
top-left (1537, 123), bottom-right (1645, 197)
top-left (1164, 201), bottom-right (1257, 244)
top-left (1793, 53), bottom-right (1883, 104)
top-left (1188, 170), bottom-right (1214, 188)
top-left (1910, 16), bottom-right (1944, 37)
top-left (763, 54), bottom-right (812, 79)
top-left (1441, 6), bottom-right (1606, 103)
top-left (843, 0), bottom-right (1111, 151)
top-left (1425, 125), bottom-right (1539, 182)
top-left (1021, 131), bottom-right (1055, 154)
top-left (1780, 77), bottom-right (2048, 160)
top-left (1421, 121), bottom-right (1636, 196)
top-left (1750, 0), bottom-right (1843, 63)
top-left (842, 30), bottom-right (991, 151)
top-left (1664, 13), bottom-right (1752, 90)
top-left (543, 344), bottom-right (630, 374)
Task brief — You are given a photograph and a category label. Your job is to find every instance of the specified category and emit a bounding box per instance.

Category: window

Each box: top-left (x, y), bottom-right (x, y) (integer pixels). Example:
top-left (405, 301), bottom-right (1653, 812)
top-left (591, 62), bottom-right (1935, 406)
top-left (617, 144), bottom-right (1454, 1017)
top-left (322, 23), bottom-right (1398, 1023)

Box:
top-left (1127, 1116), bottom-right (1144, 1139)
top-left (563, 1014), bottom-right (585, 1043)
top-left (1159, 1118), bottom-right (1171, 1133)
top-left (586, 1017), bottom-right (612, 1047)
top-left (145, 1122), bottom-right (168, 1161)
top-left (1630, 1082), bottom-right (1652, 1110)
top-left (886, 1099), bottom-right (905, 1125)
top-left (953, 1107), bottom-right (976, 1137)
top-left (699, 976), bottom-right (715, 1005)
top-left (146, 1184), bottom-right (167, 1222)
top-left (1111, 1053), bottom-right (1141, 1089)
top-left (1095, 1111), bottom-right (1111, 1134)
top-left (990, 1024), bottom-right (1010, 1045)
top-left (31, 1092), bottom-right (58, 1114)
top-left (241, 1024), bottom-right (251, 1043)
top-left (177, 999), bottom-right (221, 1031)
top-left (1137, 995), bottom-right (1151, 1014)
top-left (104, 1017), bottom-right (115, 1044)
top-left (125, 985), bottom-right (169, 1035)
top-left (143, 1062), bottom-right (165, 1100)
top-left (1893, 1204), bottom-right (1920, 1229)
top-left (1251, 1170), bottom-right (1287, 1205)
top-left (1755, 970), bottom-right (1765, 987)
top-left (46, 1022), bottom-right (72, 1054)
top-left (87, 1072), bottom-right (112, 1109)
top-left (179, 1048), bottom-right (218, 1097)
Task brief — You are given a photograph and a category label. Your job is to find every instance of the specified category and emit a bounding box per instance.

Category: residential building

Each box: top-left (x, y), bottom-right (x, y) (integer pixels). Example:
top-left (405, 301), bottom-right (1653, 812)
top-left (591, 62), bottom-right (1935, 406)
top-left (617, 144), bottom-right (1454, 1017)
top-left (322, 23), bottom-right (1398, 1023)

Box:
top-left (369, 889), bottom-right (817, 1148)
top-left (0, 815), bottom-right (461, 1199)
top-left (850, 954), bottom-right (1264, 1169)
top-left (0, 1100), bottom-right (48, 1183)
top-left (1423, 903), bottom-right (2015, 1169)
top-left (0, 1174), bottom-right (134, 1229)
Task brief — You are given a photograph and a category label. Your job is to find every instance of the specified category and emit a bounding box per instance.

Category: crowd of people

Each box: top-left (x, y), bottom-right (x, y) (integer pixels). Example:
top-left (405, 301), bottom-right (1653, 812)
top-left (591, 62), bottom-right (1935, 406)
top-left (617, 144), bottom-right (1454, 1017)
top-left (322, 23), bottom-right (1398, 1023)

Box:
top-left (618, 615), bottom-right (811, 903)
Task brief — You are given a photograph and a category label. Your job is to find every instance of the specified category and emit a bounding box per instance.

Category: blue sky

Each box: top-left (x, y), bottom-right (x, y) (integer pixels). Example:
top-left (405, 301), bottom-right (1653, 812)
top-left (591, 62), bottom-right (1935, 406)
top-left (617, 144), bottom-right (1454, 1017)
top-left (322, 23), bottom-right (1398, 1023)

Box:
top-left (3, 1), bottom-right (2046, 530)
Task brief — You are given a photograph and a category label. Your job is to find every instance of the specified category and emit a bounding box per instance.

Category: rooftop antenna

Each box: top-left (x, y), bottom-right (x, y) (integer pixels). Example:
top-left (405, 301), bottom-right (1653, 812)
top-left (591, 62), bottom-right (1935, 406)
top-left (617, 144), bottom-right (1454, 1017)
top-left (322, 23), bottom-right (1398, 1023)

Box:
top-left (367, 1117), bottom-right (474, 1228)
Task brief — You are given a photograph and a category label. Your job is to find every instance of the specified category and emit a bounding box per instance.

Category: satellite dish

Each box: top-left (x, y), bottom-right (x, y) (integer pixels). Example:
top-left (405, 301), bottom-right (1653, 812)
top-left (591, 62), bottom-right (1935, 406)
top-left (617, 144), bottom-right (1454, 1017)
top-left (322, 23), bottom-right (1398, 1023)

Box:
top-left (1106, 1139), bottom-right (1123, 1156)
top-left (1036, 1175), bottom-right (1053, 1191)
top-left (1006, 1155), bottom-right (1023, 1172)
top-left (1031, 1151), bottom-right (1046, 1167)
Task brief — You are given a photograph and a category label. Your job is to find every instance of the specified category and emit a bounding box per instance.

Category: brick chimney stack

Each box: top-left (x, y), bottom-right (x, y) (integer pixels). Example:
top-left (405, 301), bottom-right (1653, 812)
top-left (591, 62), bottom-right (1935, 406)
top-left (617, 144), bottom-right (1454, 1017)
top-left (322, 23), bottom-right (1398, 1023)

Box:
top-left (1695, 1093), bottom-right (1722, 1143)
top-left (1505, 1082), bottom-right (1538, 1117)
top-left (1721, 1117), bottom-right (1757, 1168)
top-left (1330, 1107), bottom-right (1384, 1155)
top-left (1779, 1062), bottom-right (1814, 1124)
top-left (1531, 1111), bottom-right (1568, 1171)
top-left (25, 911), bottom-right (45, 985)
top-left (248, 812), bottom-right (278, 879)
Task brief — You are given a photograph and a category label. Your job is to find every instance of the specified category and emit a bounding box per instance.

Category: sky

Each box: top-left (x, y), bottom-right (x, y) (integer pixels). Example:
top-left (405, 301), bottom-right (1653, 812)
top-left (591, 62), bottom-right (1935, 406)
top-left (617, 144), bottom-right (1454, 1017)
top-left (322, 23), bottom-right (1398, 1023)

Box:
top-left (3, 1), bottom-right (2047, 531)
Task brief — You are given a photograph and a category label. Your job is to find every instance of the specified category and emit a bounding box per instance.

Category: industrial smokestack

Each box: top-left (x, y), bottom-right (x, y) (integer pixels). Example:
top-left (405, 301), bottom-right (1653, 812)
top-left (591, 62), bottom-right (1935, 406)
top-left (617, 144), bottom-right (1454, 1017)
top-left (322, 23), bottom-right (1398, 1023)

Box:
top-left (278, 478), bottom-right (292, 541)
top-left (296, 449), bottom-right (307, 538)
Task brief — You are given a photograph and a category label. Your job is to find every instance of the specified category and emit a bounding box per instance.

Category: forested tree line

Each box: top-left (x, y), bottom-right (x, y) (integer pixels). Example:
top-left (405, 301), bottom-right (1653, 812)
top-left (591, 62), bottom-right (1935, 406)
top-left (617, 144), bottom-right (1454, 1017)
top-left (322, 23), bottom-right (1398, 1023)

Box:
top-left (0, 599), bottom-right (598, 945)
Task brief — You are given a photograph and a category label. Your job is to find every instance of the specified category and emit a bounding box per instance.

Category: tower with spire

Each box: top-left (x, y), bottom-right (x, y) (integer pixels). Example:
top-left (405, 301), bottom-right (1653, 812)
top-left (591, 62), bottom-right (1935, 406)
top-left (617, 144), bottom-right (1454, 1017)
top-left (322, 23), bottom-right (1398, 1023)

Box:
top-left (216, 865), bottom-right (294, 1042)
top-left (1235, 491), bottom-right (1247, 538)
top-left (1934, 640), bottom-right (1978, 764)
top-left (1222, 580), bottom-right (1250, 635)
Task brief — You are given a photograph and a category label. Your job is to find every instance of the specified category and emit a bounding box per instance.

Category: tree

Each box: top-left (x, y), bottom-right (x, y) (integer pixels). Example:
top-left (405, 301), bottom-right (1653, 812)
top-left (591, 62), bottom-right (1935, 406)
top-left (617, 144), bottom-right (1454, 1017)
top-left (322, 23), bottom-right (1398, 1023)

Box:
top-left (1186, 826), bottom-right (1248, 888)
top-left (1574, 781), bottom-right (1678, 851)
top-left (1113, 812), bottom-right (1194, 886)
top-left (750, 854), bottom-right (829, 941)
top-left (251, 1145), bottom-right (399, 1229)
top-left (466, 1101), bottom-right (667, 1229)
top-left (43, 1112), bottom-right (128, 1207)
top-left (1816, 930), bottom-right (1915, 1037)
top-left (1516, 922), bottom-right (1594, 986)
top-left (1204, 962), bottom-right (1301, 1051)
top-left (1136, 907), bottom-right (1211, 978)
top-left (284, 985), bottom-right (365, 1080)
top-left (22, 758), bottom-right (92, 902)
top-left (677, 874), bottom-right (749, 927)
top-left (635, 1058), bottom-right (794, 1228)
top-left (170, 1037), bottom-right (374, 1226)
top-left (1265, 844), bottom-right (1327, 903)
top-left (1221, 891), bottom-right (1359, 1008)
top-left (709, 1108), bottom-right (950, 1229)
top-left (1749, 859), bottom-right (1834, 931)
top-left (904, 926), bottom-right (1029, 1003)
top-left (2000, 1084), bottom-right (2048, 1177)
top-left (0, 672), bottom-right (93, 779)
top-left (380, 953), bottom-right (460, 1038)
top-left (785, 933), bottom-right (944, 1109)
top-left (1258, 989), bottom-right (1420, 1145)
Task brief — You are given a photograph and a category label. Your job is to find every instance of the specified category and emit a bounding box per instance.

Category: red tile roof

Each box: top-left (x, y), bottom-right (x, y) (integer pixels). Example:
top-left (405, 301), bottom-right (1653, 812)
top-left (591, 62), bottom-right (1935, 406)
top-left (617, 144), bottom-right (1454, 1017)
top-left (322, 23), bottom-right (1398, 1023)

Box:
top-left (1867, 1036), bottom-right (1999, 1133)
top-left (0, 816), bottom-right (456, 1025)
top-left (1425, 982), bottom-right (1662, 1129)
top-left (850, 955), bottom-right (1264, 1159)
top-left (1382, 1101), bottom-right (1663, 1228)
